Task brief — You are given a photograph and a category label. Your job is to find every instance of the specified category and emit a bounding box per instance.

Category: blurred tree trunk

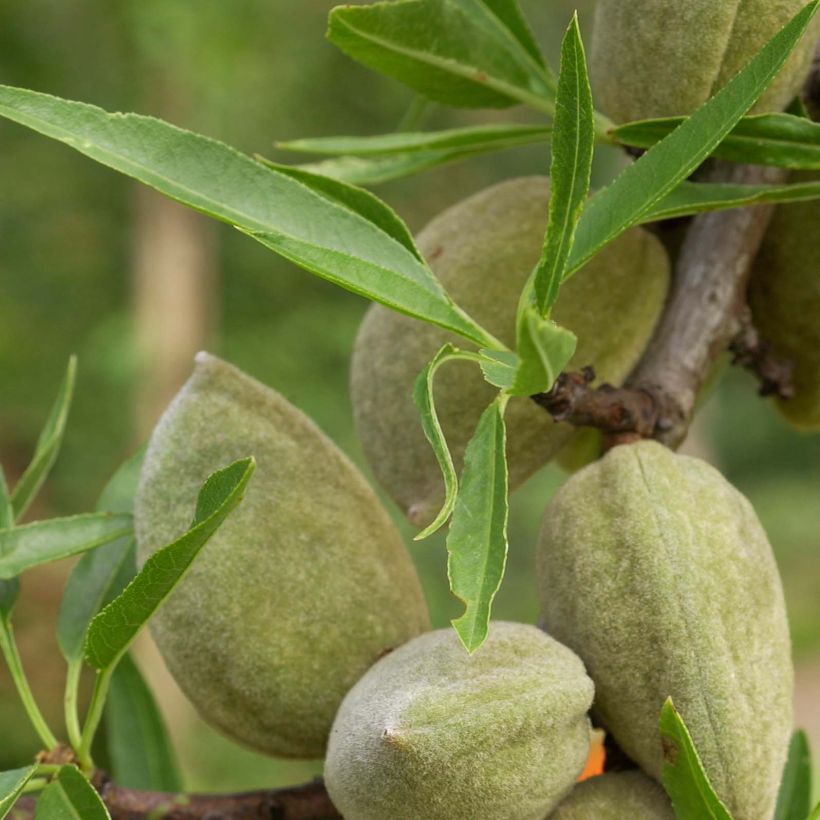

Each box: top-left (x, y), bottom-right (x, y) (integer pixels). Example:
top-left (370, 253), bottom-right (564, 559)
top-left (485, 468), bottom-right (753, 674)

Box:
top-left (132, 186), bottom-right (218, 437)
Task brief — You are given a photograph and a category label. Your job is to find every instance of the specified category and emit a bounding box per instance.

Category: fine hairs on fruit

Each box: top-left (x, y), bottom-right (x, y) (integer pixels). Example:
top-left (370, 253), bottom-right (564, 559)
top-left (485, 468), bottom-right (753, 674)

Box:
top-left (591, 0), bottom-right (818, 123)
top-left (351, 176), bottom-right (670, 527)
top-left (134, 353), bottom-right (430, 758)
top-left (324, 623), bottom-right (594, 820)
top-left (551, 771), bottom-right (674, 820)
top-left (537, 441), bottom-right (793, 820)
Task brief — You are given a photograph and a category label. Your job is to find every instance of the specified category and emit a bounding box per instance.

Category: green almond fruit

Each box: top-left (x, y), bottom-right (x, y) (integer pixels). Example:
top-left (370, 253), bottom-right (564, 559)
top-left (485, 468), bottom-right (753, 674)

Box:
top-left (536, 440), bottom-right (793, 820)
top-left (591, 0), bottom-right (818, 123)
top-left (134, 353), bottom-right (430, 758)
top-left (324, 622), bottom-right (594, 820)
top-left (551, 771), bottom-right (674, 819)
top-left (749, 175), bottom-right (820, 430)
top-left (350, 177), bottom-right (670, 527)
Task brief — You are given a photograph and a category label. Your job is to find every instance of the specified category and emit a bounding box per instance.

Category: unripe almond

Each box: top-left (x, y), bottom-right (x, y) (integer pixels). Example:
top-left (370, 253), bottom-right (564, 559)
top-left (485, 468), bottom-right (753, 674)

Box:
top-left (135, 353), bottom-right (430, 758)
top-left (591, 0), bottom-right (818, 123)
top-left (536, 441), bottom-right (793, 820)
top-left (551, 771), bottom-right (674, 819)
top-left (748, 175), bottom-right (820, 430)
top-left (325, 622), bottom-right (594, 820)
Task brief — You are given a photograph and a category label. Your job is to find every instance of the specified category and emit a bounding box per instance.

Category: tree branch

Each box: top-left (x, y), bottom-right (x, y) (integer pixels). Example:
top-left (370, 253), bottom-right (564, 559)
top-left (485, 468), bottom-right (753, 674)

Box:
top-left (536, 52), bottom-right (819, 445)
top-left (534, 162), bottom-right (788, 447)
top-left (627, 161), bottom-right (788, 446)
top-left (532, 367), bottom-right (658, 438)
top-left (13, 776), bottom-right (341, 820)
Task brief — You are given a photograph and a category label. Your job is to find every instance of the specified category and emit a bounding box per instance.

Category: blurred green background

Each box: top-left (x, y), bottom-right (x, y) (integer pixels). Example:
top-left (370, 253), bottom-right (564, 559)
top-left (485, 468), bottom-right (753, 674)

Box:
top-left (1, 0), bottom-right (818, 799)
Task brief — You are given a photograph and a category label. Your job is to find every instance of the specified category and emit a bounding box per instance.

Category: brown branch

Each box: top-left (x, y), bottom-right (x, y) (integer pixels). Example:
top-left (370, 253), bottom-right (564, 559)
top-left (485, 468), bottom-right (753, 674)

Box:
top-left (13, 776), bottom-right (341, 820)
top-left (533, 162), bottom-right (788, 447)
top-left (532, 367), bottom-right (658, 437)
top-left (627, 161), bottom-right (787, 446)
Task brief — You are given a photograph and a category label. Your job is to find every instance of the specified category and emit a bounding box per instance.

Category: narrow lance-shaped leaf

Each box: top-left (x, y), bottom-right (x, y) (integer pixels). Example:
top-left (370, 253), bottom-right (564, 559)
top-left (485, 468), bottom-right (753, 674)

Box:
top-left (11, 355), bottom-right (76, 521)
top-left (57, 449), bottom-right (145, 663)
top-left (613, 113), bottom-right (820, 171)
top-left (84, 457), bottom-right (255, 671)
top-left (774, 730), bottom-right (812, 820)
top-left (0, 468), bottom-right (18, 618)
top-left (643, 178), bottom-right (820, 223)
top-left (259, 161), bottom-right (422, 260)
top-left (0, 766), bottom-right (36, 820)
top-left (413, 344), bottom-right (484, 541)
top-left (280, 145), bottom-right (517, 187)
top-left (105, 652), bottom-right (182, 792)
top-left (566, 0), bottom-right (820, 277)
top-left (510, 309), bottom-right (577, 397)
top-left (35, 766), bottom-right (110, 820)
top-left (0, 86), bottom-right (498, 349)
top-left (448, 395), bottom-right (509, 653)
top-left (533, 13), bottom-right (594, 314)
top-left (659, 698), bottom-right (732, 820)
top-left (277, 123), bottom-right (551, 157)
top-left (0, 513), bottom-right (133, 580)
top-left (480, 0), bottom-right (546, 69)
top-left (328, 0), bottom-right (555, 113)
top-left (478, 350), bottom-right (519, 391)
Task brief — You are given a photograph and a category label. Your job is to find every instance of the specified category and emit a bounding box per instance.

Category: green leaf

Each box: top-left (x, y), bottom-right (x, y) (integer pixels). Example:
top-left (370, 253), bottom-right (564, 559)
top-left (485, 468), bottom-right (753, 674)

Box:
top-left (0, 766), bottom-right (36, 820)
top-left (0, 469), bottom-right (18, 619)
top-left (0, 86), bottom-right (497, 349)
top-left (243, 224), bottom-right (498, 347)
top-left (0, 513), bottom-right (133, 580)
top-left (567, 0), bottom-right (820, 277)
top-left (11, 356), bottom-right (76, 521)
top-left (448, 395), bottom-right (509, 653)
top-left (84, 457), bottom-right (255, 671)
top-left (35, 766), bottom-right (109, 820)
top-left (57, 450), bottom-right (145, 663)
top-left (774, 731), bottom-right (812, 820)
top-left (510, 309), bottom-right (577, 396)
top-left (0, 580), bottom-right (18, 621)
top-left (286, 143), bottom-right (520, 187)
top-left (533, 14), bottom-right (593, 314)
top-left (810, 802), bottom-right (820, 820)
top-left (613, 113), bottom-right (820, 170)
top-left (478, 350), bottom-right (519, 390)
top-left (105, 652), bottom-right (182, 792)
top-left (643, 179), bottom-right (820, 222)
top-left (276, 123), bottom-right (551, 157)
top-left (659, 698), bottom-right (732, 820)
top-left (58, 542), bottom-right (135, 664)
top-left (258, 160), bottom-right (422, 261)
top-left (0, 467), bottom-right (12, 532)
top-left (412, 344), bottom-right (482, 540)
top-left (95, 447), bottom-right (146, 515)
top-left (480, 0), bottom-right (546, 69)
top-left (327, 0), bottom-right (554, 113)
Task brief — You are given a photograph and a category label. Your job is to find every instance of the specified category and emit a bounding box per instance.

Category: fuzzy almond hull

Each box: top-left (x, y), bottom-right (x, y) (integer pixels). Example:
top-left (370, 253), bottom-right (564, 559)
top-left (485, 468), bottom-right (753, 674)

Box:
top-left (325, 622), bottom-right (594, 820)
top-left (135, 353), bottom-right (430, 758)
top-left (591, 0), bottom-right (818, 123)
top-left (537, 441), bottom-right (793, 820)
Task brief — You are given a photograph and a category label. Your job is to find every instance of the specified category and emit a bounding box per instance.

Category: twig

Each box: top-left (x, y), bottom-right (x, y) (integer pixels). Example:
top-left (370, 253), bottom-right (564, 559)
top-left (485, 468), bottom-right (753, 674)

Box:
top-left (627, 162), bottom-right (787, 446)
top-left (533, 162), bottom-right (787, 446)
top-left (13, 776), bottom-right (341, 820)
top-left (531, 367), bottom-right (658, 437)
